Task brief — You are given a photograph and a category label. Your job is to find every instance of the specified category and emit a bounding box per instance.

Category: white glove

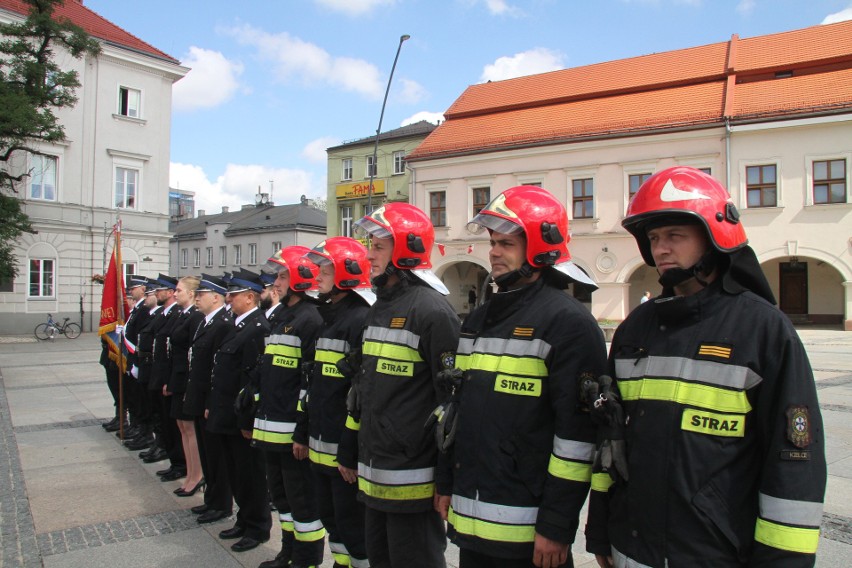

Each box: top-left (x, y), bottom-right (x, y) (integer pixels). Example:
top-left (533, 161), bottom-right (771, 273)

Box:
top-left (115, 325), bottom-right (125, 335)
top-left (130, 365), bottom-right (139, 379)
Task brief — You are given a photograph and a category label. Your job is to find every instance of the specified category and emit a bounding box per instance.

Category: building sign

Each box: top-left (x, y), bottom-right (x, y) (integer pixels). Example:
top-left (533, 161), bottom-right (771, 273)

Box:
top-left (336, 180), bottom-right (385, 200)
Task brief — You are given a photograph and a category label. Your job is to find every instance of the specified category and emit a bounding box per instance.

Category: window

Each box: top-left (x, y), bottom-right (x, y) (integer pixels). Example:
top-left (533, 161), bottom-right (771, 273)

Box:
top-left (699, 167), bottom-right (712, 175)
top-left (219, 246), bottom-right (227, 266)
top-left (340, 206), bottom-right (353, 237)
top-left (122, 263), bottom-right (136, 283)
top-left (393, 151), bottom-right (405, 175)
top-left (813, 159), bottom-right (846, 204)
top-left (29, 154), bottom-right (57, 200)
top-left (342, 158), bottom-right (353, 181)
top-left (572, 178), bottom-right (594, 218)
top-left (206, 247), bottom-right (213, 267)
top-left (366, 155), bottom-right (377, 178)
top-left (29, 259), bottom-right (54, 297)
top-left (628, 173), bottom-right (652, 200)
top-left (472, 187), bottom-right (490, 215)
top-left (363, 203), bottom-right (377, 217)
top-left (115, 167), bottom-right (138, 209)
top-left (118, 86), bottom-right (140, 118)
top-left (193, 248), bottom-right (201, 267)
top-left (249, 243), bottom-right (257, 265)
top-left (430, 191), bottom-right (447, 227)
top-left (746, 165), bottom-right (777, 207)
top-left (234, 245), bottom-right (242, 266)
top-left (271, 241), bottom-right (282, 255)
top-left (181, 248), bottom-right (188, 268)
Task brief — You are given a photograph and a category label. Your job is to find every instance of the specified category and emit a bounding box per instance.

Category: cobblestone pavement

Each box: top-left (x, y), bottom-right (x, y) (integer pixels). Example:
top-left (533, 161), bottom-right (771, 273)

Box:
top-left (0, 330), bottom-right (850, 567)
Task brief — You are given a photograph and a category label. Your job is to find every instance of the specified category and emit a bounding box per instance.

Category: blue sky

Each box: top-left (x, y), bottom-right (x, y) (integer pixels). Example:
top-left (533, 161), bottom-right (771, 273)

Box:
top-left (83, 0), bottom-right (852, 214)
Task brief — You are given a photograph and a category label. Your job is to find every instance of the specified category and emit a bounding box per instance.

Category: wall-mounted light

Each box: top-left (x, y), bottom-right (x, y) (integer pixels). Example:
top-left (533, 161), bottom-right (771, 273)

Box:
top-left (602, 246), bottom-right (608, 252)
top-left (142, 256), bottom-right (153, 262)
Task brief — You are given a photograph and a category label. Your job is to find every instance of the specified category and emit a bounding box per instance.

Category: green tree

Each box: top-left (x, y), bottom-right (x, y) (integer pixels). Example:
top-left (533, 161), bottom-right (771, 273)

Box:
top-left (0, 0), bottom-right (100, 280)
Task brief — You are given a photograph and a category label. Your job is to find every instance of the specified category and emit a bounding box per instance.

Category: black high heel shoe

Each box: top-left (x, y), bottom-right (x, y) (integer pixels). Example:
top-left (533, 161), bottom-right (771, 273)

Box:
top-left (175, 479), bottom-right (206, 497)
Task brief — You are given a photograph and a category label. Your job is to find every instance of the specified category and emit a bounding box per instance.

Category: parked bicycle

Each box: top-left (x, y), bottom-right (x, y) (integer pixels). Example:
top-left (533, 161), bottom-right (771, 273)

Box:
top-left (34, 314), bottom-right (81, 340)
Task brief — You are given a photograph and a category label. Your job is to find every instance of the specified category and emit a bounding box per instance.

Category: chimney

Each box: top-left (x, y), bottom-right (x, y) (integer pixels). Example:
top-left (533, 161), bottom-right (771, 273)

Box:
top-left (221, 206), bottom-right (229, 213)
top-left (197, 209), bottom-right (205, 217)
top-left (241, 204), bottom-right (253, 210)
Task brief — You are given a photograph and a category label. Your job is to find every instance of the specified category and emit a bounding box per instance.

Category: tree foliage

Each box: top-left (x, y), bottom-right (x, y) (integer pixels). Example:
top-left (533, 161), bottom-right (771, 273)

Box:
top-left (0, 0), bottom-right (100, 279)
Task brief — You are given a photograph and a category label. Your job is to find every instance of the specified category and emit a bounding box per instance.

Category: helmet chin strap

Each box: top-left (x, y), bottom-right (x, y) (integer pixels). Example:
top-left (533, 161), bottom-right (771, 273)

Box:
top-left (373, 263), bottom-right (412, 288)
top-left (658, 251), bottom-right (718, 291)
top-left (493, 262), bottom-right (537, 291)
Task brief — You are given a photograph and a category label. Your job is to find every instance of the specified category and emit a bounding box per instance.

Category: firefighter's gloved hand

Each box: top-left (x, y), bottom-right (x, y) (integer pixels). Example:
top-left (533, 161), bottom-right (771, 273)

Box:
top-left (589, 375), bottom-right (629, 483)
top-left (130, 365), bottom-right (139, 379)
top-left (336, 347), bottom-right (361, 380)
top-left (346, 384), bottom-right (360, 420)
top-left (437, 367), bottom-right (463, 390)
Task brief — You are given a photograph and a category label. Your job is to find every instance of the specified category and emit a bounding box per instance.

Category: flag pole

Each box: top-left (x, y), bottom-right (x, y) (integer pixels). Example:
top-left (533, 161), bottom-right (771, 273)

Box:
top-left (115, 219), bottom-right (126, 439)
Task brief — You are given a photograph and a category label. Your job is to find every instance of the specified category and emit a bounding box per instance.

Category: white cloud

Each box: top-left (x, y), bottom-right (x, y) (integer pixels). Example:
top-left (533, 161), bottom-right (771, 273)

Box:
top-left (398, 79), bottom-right (427, 104)
top-left (480, 47), bottom-right (565, 83)
top-left (401, 111), bottom-right (445, 126)
top-left (171, 162), bottom-right (322, 215)
top-left (173, 47), bottom-right (244, 112)
top-left (225, 25), bottom-right (385, 99)
top-left (314, 0), bottom-right (395, 16)
top-left (483, 0), bottom-right (522, 16)
top-left (302, 137), bottom-right (342, 163)
top-left (736, 0), bottom-right (755, 15)
top-left (822, 6), bottom-right (852, 23)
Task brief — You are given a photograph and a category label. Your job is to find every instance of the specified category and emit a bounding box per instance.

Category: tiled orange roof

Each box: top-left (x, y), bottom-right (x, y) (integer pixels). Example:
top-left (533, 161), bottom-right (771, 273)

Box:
top-left (410, 19), bottom-right (852, 161)
top-left (0, 0), bottom-right (178, 63)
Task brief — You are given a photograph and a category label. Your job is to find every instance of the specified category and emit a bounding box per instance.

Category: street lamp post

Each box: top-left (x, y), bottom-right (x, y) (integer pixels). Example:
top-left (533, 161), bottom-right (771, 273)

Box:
top-left (366, 34), bottom-right (410, 219)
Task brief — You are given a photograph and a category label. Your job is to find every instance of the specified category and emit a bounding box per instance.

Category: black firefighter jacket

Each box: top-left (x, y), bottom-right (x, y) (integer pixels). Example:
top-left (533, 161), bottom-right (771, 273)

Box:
top-left (350, 278), bottom-right (460, 513)
top-left (207, 308), bottom-right (269, 435)
top-left (183, 306), bottom-right (232, 417)
top-left (438, 278), bottom-right (606, 559)
top-left (123, 298), bottom-right (150, 370)
top-left (151, 303), bottom-right (182, 392)
top-left (585, 281), bottom-right (826, 568)
top-left (136, 305), bottom-right (162, 389)
top-left (167, 306), bottom-right (205, 397)
top-left (251, 298), bottom-right (322, 451)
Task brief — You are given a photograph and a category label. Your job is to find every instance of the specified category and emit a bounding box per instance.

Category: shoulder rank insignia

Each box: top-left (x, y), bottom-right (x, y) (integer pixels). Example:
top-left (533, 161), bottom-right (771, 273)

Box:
top-left (512, 326), bottom-right (534, 339)
top-left (696, 342), bottom-right (732, 361)
top-left (390, 317), bottom-right (406, 329)
top-left (786, 405), bottom-right (812, 448)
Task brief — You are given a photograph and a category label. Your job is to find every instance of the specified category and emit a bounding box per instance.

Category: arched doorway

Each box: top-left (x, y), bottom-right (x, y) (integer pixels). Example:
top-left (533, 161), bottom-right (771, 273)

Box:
top-left (625, 264), bottom-right (660, 311)
top-left (761, 256), bottom-right (845, 326)
top-left (433, 259), bottom-right (490, 317)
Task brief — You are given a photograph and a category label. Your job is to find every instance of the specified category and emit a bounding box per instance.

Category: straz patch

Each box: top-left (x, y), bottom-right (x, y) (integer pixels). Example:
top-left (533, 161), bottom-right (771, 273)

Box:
top-left (322, 363), bottom-right (343, 378)
top-left (273, 355), bottom-right (298, 369)
top-left (786, 405), bottom-right (812, 448)
top-left (681, 409), bottom-right (745, 438)
top-left (696, 342), bottom-right (733, 361)
top-left (389, 317), bottom-right (406, 329)
top-left (377, 359), bottom-right (413, 377)
top-left (494, 375), bottom-right (542, 397)
top-left (512, 327), bottom-right (534, 339)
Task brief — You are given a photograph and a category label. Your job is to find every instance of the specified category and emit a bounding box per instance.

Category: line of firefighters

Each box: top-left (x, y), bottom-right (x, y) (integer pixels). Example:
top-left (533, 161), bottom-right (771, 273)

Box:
top-left (98, 166), bottom-right (826, 568)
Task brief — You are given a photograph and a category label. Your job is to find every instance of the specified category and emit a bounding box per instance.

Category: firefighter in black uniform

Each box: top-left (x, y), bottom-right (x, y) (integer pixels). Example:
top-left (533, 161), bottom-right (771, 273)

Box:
top-left (252, 246), bottom-right (324, 568)
top-left (186, 274), bottom-right (235, 523)
top-left (259, 269), bottom-right (287, 328)
top-left (125, 283), bottom-right (162, 451)
top-left (207, 269), bottom-right (271, 552)
top-left (341, 203), bottom-right (460, 568)
top-left (303, 237), bottom-right (375, 568)
top-left (585, 167), bottom-right (827, 568)
top-left (434, 186), bottom-right (607, 568)
top-left (120, 275), bottom-right (152, 440)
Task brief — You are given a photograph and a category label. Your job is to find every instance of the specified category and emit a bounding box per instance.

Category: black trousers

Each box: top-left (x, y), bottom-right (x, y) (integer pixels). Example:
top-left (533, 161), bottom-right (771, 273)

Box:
top-left (158, 393), bottom-right (185, 468)
top-left (265, 449), bottom-right (323, 566)
top-left (314, 466), bottom-right (367, 566)
top-left (459, 548), bottom-right (573, 568)
top-left (212, 431), bottom-right (270, 541)
top-left (364, 506), bottom-right (446, 568)
top-left (198, 419), bottom-right (232, 512)
top-left (103, 364), bottom-right (121, 417)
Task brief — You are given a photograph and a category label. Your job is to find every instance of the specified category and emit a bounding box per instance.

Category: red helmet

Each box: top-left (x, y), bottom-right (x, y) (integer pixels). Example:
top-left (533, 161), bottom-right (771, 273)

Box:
top-left (305, 237), bottom-right (371, 290)
top-left (354, 203), bottom-right (434, 269)
top-left (468, 185), bottom-right (571, 268)
top-left (623, 166), bottom-right (748, 266)
top-left (264, 245), bottom-right (318, 292)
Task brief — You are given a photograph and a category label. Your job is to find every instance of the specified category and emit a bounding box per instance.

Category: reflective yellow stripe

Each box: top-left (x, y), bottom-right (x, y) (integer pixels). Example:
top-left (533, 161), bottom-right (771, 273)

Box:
top-left (591, 472), bottom-right (614, 492)
top-left (459, 352), bottom-right (547, 377)
top-left (266, 343), bottom-right (301, 358)
top-left (755, 518), bottom-right (820, 554)
top-left (619, 378), bottom-right (752, 414)
top-left (332, 552), bottom-right (350, 565)
top-left (345, 415), bottom-right (360, 431)
top-left (547, 455), bottom-right (592, 482)
top-left (358, 478), bottom-right (434, 501)
top-left (253, 430), bottom-right (294, 444)
top-left (363, 340), bottom-right (423, 362)
top-left (315, 348), bottom-right (343, 363)
top-left (448, 507), bottom-right (535, 543)
top-left (309, 448), bottom-right (339, 468)
top-left (295, 527), bottom-right (326, 542)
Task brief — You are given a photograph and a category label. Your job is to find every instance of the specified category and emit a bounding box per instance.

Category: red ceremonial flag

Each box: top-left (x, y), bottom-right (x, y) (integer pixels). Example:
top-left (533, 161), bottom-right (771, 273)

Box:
top-left (98, 222), bottom-right (127, 374)
top-left (438, 243), bottom-right (446, 256)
